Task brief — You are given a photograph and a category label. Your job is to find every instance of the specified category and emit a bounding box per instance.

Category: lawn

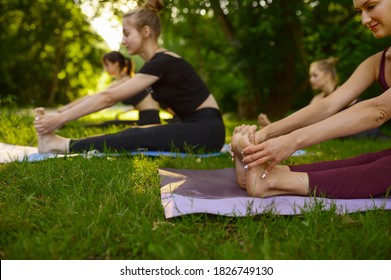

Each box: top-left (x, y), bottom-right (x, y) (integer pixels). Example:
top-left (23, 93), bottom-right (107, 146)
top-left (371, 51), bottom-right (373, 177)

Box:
top-left (0, 108), bottom-right (390, 259)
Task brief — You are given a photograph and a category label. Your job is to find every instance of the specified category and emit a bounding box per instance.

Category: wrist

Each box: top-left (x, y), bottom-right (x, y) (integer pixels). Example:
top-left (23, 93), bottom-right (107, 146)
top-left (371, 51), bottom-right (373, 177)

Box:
top-left (255, 126), bottom-right (269, 144)
top-left (288, 130), bottom-right (303, 151)
top-left (58, 111), bottom-right (71, 126)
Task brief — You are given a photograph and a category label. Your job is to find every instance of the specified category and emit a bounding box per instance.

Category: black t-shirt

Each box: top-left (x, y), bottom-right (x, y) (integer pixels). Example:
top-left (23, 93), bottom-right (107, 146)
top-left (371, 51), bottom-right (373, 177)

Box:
top-left (138, 52), bottom-right (210, 119)
top-left (121, 88), bottom-right (149, 106)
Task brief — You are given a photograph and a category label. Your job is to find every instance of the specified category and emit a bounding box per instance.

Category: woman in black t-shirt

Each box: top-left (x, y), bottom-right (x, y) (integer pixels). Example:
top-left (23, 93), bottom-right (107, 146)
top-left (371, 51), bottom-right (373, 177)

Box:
top-left (57, 51), bottom-right (161, 127)
top-left (34, 0), bottom-right (225, 154)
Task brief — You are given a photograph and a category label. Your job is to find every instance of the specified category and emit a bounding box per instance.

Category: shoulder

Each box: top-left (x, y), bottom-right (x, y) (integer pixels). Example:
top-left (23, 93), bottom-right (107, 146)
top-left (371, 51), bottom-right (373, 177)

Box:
top-left (142, 52), bottom-right (181, 70)
top-left (365, 50), bottom-right (383, 64)
top-left (151, 51), bottom-right (183, 63)
top-left (310, 93), bottom-right (324, 104)
top-left (385, 46), bottom-right (391, 60)
top-left (161, 51), bottom-right (181, 59)
top-left (356, 50), bottom-right (384, 78)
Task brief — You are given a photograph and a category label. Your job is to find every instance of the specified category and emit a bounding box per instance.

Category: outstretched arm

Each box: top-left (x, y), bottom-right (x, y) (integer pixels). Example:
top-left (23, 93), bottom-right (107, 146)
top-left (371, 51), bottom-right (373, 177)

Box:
top-left (254, 54), bottom-right (378, 144)
top-left (57, 95), bottom-right (93, 113)
top-left (55, 76), bottom-right (132, 115)
top-left (34, 73), bottom-right (158, 134)
top-left (243, 88), bottom-right (391, 172)
top-left (241, 51), bottom-right (383, 172)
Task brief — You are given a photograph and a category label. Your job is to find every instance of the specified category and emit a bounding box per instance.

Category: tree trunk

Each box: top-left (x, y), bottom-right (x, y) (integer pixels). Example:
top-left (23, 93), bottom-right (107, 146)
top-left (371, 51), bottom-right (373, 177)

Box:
top-left (47, 40), bottom-right (63, 106)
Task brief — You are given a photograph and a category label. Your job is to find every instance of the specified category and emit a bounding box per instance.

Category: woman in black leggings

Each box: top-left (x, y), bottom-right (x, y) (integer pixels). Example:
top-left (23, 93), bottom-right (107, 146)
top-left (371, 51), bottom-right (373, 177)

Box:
top-left (34, 0), bottom-right (225, 154)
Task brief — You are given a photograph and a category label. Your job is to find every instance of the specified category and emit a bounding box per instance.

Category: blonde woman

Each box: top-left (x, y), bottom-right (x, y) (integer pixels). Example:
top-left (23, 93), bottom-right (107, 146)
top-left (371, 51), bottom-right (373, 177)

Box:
top-left (258, 57), bottom-right (340, 127)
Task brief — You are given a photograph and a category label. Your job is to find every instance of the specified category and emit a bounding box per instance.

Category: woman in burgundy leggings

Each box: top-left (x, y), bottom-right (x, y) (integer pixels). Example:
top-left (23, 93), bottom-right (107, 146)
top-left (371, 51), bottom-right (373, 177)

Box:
top-left (231, 0), bottom-right (391, 199)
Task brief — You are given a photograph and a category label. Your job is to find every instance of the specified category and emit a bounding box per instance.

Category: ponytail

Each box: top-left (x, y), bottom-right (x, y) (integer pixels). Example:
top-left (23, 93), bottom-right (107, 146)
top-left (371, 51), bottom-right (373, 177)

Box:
top-left (103, 51), bottom-right (134, 77)
top-left (124, 58), bottom-right (135, 77)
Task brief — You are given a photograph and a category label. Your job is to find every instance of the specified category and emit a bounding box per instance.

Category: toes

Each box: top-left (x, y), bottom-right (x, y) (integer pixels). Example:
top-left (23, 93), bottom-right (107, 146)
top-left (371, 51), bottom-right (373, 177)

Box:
top-left (35, 107), bottom-right (45, 117)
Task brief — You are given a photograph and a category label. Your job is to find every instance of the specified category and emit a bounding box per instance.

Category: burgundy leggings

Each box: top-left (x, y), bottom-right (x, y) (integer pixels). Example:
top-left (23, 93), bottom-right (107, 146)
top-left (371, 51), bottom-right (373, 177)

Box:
top-left (289, 148), bottom-right (391, 198)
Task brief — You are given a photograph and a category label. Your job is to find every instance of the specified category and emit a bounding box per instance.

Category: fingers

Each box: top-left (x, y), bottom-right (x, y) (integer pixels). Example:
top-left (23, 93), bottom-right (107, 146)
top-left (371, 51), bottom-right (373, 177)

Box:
top-left (34, 108), bottom-right (47, 134)
top-left (242, 143), bottom-right (260, 155)
top-left (244, 153), bottom-right (272, 169)
top-left (34, 122), bottom-right (46, 135)
top-left (242, 143), bottom-right (274, 168)
top-left (248, 125), bottom-right (257, 144)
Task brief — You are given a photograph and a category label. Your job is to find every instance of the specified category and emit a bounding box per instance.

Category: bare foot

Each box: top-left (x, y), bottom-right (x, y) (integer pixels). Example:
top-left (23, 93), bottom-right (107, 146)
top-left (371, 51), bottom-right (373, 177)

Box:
top-left (35, 108), bottom-right (69, 153)
top-left (246, 165), bottom-right (310, 197)
top-left (232, 124), bottom-right (310, 198)
top-left (37, 133), bottom-right (69, 153)
top-left (257, 113), bottom-right (271, 128)
top-left (230, 125), bottom-right (258, 190)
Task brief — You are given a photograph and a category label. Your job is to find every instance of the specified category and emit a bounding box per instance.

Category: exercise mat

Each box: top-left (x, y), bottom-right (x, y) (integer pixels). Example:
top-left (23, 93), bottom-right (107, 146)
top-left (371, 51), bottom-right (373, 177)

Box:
top-left (0, 142), bottom-right (229, 163)
top-left (159, 168), bottom-right (391, 218)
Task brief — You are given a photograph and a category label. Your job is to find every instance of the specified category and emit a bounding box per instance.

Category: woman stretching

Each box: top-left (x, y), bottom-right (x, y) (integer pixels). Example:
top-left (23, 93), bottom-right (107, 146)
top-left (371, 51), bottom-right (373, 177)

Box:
top-left (34, 0), bottom-right (225, 154)
top-left (102, 51), bottom-right (161, 126)
top-left (55, 51), bottom-right (161, 127)
top-left (231, 0), bottom-right (391, 199)
top-left (258, 57), bottom-right (341, 127)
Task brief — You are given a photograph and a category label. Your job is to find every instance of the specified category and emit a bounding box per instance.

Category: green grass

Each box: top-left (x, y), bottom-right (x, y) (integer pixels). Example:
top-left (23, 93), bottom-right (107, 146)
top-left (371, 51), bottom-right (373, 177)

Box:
top-left (0, 108), bottom-right (390, 260)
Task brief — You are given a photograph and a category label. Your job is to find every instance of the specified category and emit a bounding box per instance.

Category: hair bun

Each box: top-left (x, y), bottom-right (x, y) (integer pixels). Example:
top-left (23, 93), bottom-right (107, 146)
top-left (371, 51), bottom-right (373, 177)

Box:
top-left (327, 57), bottom-right (339, 66)
top-left (143, 0), bottom-right (164, 13)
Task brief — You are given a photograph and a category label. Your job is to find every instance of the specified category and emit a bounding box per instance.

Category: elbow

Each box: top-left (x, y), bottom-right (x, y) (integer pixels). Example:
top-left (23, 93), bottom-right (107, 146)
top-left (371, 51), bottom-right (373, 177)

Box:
top-left (375, 109), bottom-right (388, 126)
top-left (100, 91), bottom-right (117, 107)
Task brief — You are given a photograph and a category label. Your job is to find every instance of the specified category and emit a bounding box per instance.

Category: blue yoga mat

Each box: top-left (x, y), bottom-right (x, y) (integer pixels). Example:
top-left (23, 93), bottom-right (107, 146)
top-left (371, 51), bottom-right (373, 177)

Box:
top-left (0, 142), bottom-right (306, 163)
top-left (25, 149), bottom-right (225, 162)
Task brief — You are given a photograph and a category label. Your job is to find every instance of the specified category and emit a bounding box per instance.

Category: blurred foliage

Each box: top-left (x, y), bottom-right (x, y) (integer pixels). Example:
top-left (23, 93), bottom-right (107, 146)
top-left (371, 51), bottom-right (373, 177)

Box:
top-left (0, 0), bottom-right (107, 107)
top-left (158, 0), bottom-right (390, 119)
top-left (0, 0), bottom-right (390, 118)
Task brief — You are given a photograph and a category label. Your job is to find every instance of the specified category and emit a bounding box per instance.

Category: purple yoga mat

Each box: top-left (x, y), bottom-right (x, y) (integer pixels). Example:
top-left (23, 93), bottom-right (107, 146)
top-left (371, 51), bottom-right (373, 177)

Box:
top-left (159, 168), bottom-right (391, 218)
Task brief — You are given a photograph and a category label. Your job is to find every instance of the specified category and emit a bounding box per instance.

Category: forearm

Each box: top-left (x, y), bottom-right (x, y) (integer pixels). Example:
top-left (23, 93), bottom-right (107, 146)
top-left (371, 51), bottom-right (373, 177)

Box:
top-left (59, 91), bottom-right (115, 123)
top-left (256, 98), bottom-right (334, 143)
top-left (256, 57), bottom-right (379, 144)
top-left (290, 99), bottom-right (389, 150)
top-left (57, 95), bottom-right (92, 113)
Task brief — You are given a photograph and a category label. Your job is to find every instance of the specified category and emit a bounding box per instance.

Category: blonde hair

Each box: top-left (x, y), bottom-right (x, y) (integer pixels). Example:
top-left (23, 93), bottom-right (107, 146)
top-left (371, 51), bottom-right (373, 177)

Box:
top-left (311, 57), bottom-right (340, 85)
top-left (123, 0), bottom-right (164, 39)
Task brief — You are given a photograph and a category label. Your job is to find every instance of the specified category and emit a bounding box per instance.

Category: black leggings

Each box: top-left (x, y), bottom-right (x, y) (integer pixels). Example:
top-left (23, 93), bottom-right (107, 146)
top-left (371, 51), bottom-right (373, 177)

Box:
top-left (136, 110), bottom-right (161, 126)
top-left (70, 108), bottom-right (225, 153)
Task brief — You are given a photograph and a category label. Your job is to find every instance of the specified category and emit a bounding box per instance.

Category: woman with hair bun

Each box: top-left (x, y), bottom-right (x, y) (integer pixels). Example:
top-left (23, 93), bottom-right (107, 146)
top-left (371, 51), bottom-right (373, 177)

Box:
top-left (34, 0), bottom-right (225, 154)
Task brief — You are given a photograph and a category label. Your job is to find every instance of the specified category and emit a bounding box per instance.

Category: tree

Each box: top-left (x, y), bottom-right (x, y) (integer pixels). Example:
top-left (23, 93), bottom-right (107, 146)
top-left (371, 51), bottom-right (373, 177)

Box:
top-left (0, 0), bottom-right (107, 107)
top-left (1, 0), bottom-right (388, 118)
top-left (160, 0), bottom-right (389, 119)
